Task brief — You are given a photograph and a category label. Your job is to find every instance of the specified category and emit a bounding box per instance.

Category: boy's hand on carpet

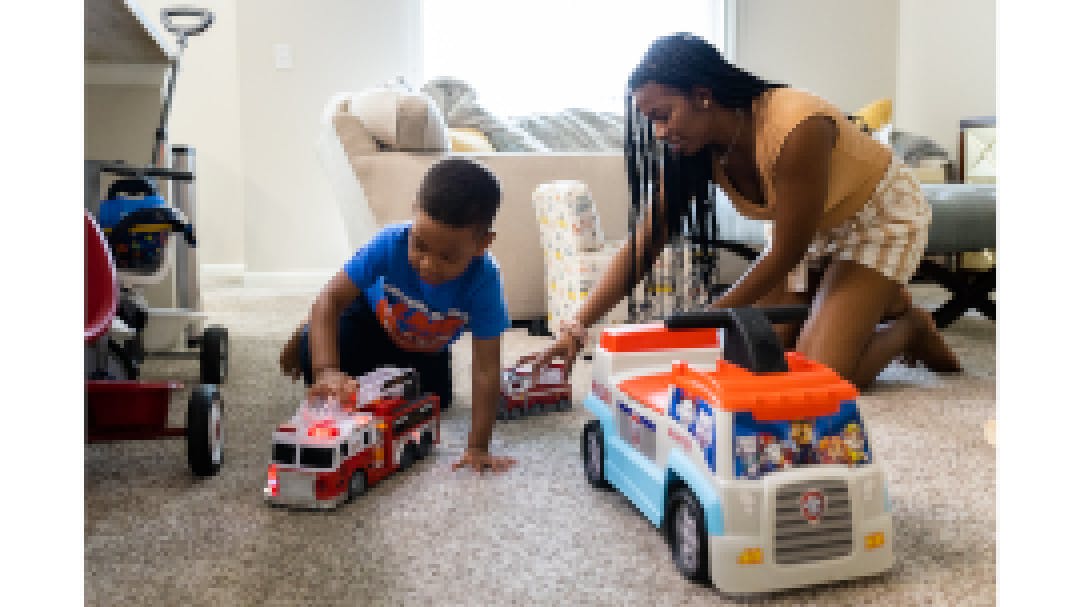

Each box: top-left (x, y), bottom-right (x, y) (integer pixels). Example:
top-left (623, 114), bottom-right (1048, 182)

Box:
top-left (452, 448), bottom-right (516, 474)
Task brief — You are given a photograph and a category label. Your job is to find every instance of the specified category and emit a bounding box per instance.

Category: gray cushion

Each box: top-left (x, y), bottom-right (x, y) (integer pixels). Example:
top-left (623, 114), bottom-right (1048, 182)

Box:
top-left (710, 184), bottom-right (996, 254)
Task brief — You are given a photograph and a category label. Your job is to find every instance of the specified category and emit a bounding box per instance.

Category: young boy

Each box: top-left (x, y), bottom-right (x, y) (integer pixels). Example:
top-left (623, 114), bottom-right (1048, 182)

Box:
top-left (279, 158), bottom-right (515, 473)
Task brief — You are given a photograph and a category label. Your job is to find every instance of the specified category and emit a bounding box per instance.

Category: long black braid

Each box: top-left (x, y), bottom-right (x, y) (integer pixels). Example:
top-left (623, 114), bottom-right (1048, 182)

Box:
top-left (624, 33), bottom-right (785, 321)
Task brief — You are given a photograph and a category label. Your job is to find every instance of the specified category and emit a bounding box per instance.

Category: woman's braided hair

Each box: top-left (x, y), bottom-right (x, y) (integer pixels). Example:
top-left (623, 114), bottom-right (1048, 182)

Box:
top-left (623, 33), bottom-right (785, 320)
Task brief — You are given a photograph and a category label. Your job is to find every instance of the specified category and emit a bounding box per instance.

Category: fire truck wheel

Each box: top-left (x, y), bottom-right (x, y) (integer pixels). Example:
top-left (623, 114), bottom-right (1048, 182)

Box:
top-left (187, 384), bottom-right (224, 477)
top-left (399, 443), bottom-right (417, 470)
top-left (668, 487), bottom-right (710, 584)
top-left (557, 398), bottom-right (572, 412)
top-left (529, 401), bottom-right (544, 415)
top-left (508, 406), bottom-right (522, 420)
top-left (199, 325), bottom-right (229, 385)
top-left (347, 469), bottom-right (367, 502)
top-left (496, 396), bottom-right (508, 421)
top-left (419, 431), bottom-right (434, 458)
top-left (582, 420), bottom-right (611, 489)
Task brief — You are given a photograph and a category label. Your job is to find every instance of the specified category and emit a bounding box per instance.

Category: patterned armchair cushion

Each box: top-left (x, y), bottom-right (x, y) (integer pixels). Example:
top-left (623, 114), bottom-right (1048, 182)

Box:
top-left (532, 181), bottom-right (624, 340)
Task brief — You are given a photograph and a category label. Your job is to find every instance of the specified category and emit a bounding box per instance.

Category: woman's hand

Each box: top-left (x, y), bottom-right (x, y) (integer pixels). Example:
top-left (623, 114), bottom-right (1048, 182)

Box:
top-left (515, 322), bottom-right (586, 382)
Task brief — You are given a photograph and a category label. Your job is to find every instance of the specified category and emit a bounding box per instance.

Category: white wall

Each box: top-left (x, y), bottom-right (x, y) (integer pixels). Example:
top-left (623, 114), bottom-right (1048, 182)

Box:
top-left (130, 0), bottom-right (422, 277)
top-left (895, 0), bottom-right (996, 158)
top-left (734, 0), bottom-right (899, 115)
top-left (235, 0), bottom-right (422, 274)
top-left (120, 0), bottom-right (992, 278)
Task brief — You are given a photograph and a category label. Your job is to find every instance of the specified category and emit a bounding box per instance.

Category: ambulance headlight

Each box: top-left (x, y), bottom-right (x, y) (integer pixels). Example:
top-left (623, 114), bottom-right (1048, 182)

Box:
top-left (860, 469), bottom-right (887, 519)
top-left (723, 486), bottom-right (762, 535)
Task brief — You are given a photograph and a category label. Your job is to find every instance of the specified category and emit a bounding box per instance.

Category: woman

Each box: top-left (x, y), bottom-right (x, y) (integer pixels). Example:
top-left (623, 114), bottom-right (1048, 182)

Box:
top-left (526, 33), bottom-right (960, 389)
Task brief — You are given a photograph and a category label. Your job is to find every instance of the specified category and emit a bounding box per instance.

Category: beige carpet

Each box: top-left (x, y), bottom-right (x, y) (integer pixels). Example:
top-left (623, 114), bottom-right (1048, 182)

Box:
top-left (85, 287), bottom-right (996, 606)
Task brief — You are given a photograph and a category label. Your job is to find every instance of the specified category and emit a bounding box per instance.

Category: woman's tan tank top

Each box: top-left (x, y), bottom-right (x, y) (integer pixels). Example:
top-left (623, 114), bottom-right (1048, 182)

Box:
top-left (718, 87), bottom-right (893, 230)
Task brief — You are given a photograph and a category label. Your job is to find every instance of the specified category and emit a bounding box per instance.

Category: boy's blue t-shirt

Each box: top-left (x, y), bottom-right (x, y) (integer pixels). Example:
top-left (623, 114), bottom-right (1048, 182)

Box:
top-left (342, 222), bottom-right (509, 353)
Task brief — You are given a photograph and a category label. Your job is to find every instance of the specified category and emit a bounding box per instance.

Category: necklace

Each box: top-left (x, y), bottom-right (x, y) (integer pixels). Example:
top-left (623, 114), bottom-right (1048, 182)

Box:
top-left (713, 109), bottom-right (745, 166)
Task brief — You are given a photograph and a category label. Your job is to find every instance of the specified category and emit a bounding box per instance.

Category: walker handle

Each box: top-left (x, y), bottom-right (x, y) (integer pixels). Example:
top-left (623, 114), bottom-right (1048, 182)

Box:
top-left (162, 6), bottom-right (214, 40)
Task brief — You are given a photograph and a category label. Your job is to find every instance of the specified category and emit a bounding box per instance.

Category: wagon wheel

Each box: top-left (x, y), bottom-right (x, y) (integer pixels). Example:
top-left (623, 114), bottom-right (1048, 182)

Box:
top-left (187, 384), bottom-right (224, 476)
top-left (199, 325), bottom-right (229, 385)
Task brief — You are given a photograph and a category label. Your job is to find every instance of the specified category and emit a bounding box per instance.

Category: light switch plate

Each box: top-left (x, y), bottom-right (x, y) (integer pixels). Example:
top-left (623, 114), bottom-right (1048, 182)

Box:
top-left (274, 43), bottom-right (292, 70)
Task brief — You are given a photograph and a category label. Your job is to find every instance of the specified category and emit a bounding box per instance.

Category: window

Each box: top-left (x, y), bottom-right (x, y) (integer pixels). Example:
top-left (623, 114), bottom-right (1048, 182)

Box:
top-left (299, 447), bottom-right (335, 469)
top-left (272, 442), bottom-right (296, 465)
top-left (423, 0), bottom-right (729, 116)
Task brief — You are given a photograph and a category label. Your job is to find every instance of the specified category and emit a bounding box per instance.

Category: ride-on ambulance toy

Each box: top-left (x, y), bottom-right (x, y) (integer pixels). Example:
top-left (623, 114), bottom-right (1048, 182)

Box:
top-left (581, 307), bottom-right (893, 593)
top-left (265, 367), bottom-right (439, 509)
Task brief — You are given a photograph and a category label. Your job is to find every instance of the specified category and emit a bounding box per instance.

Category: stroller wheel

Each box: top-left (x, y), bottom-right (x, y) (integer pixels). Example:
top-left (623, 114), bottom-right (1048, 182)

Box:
top-left (199, 325), bottom-right (229, 384)
top-left (187, 384), bottom-right (224, 477)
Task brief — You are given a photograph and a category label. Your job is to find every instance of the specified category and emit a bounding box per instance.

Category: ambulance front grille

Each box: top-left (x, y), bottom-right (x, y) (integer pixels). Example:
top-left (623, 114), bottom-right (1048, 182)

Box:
top-left (277, 471), bottom-right (315, 503)
top-left (773, 479), bottom-right (853, 565)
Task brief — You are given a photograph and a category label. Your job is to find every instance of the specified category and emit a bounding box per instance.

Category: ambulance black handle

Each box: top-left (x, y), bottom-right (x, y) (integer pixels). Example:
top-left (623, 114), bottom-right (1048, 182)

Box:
top-left (664, 305), bottom-right (810, 329)
top-left (665, 306), bottom-right (811, 374)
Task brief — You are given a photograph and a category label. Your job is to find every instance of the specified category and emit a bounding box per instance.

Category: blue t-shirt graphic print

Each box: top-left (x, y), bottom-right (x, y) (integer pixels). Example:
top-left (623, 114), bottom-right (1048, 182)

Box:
top-left (342, 222), bottom-right (509, 353)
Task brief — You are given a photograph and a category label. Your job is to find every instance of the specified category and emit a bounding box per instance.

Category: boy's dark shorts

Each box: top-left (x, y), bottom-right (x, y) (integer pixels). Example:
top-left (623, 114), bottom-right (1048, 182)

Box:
top-left (298, 296), bottom-right (453, 409)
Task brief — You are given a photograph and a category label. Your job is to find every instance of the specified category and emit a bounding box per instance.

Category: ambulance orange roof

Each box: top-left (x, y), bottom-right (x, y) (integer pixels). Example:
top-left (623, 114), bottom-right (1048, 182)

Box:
top-left (616, 352), bottom-right (858, 421)
top-left (599, 323), bottom-right (720, 352)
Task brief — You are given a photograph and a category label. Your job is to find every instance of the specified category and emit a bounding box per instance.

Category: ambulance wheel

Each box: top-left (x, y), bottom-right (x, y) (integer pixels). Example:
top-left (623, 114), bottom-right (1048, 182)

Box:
top-left (419, 431), bottom-right (434, 458)
top-left (582, 420), bottom-right (610, 489)
top-left (668, 487), bottom-right (710, 584)
top-left (399, 443), bottom-right (416, 470)
top-left (187, 384), bottom-right (224, 477)
top-left (199, 325), bottom-right (229, 385)
top-left (347, 469), bottom-right (367, 502)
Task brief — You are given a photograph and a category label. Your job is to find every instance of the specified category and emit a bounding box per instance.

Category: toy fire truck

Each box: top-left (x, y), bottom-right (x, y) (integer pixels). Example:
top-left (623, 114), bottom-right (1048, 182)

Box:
top-left (497, 360), bottom-right (571, 420)
top-left (264, 367), bottom-right (439, 509)
top-left (581, 307), bottom-right (893, 593)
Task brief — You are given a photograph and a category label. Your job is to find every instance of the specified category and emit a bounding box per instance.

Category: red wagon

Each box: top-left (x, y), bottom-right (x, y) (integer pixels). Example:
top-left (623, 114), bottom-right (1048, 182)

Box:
top-left (85, 210), bottom-right (223, 476)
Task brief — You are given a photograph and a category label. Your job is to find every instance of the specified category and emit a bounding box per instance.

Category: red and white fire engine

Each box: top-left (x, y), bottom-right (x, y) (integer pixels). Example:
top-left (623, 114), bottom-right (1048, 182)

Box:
top-left (264, 366), bottom-right (440, 509)
top-left (498, 360), bottom-right (571, 420)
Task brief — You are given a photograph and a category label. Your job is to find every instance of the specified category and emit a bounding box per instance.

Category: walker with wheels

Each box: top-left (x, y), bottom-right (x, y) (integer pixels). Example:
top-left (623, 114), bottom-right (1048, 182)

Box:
top-left (84, 6), bottom-right (226, 476)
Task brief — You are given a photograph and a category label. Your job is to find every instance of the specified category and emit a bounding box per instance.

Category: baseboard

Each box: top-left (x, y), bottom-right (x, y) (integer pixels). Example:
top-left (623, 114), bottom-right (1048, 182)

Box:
top-left (201, 264), bottom-right (245, 290)
top-left (241, 269), bottom-right (335, 292)
top-left (200, 265), bottom-right (333, 294)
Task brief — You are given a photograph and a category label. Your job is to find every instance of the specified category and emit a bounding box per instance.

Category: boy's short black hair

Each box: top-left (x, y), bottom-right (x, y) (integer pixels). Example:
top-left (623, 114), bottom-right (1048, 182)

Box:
top-left (416, 158), bottom-right (501, 232)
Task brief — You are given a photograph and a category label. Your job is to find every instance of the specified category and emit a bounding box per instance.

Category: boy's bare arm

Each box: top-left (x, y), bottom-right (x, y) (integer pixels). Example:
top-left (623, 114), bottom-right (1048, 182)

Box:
top-left (467, 336), bottom-right (502, 452)
top-left (308, 270), bottom-right (362, 381)
top-left (453, 335), bottom-right (516, 473)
